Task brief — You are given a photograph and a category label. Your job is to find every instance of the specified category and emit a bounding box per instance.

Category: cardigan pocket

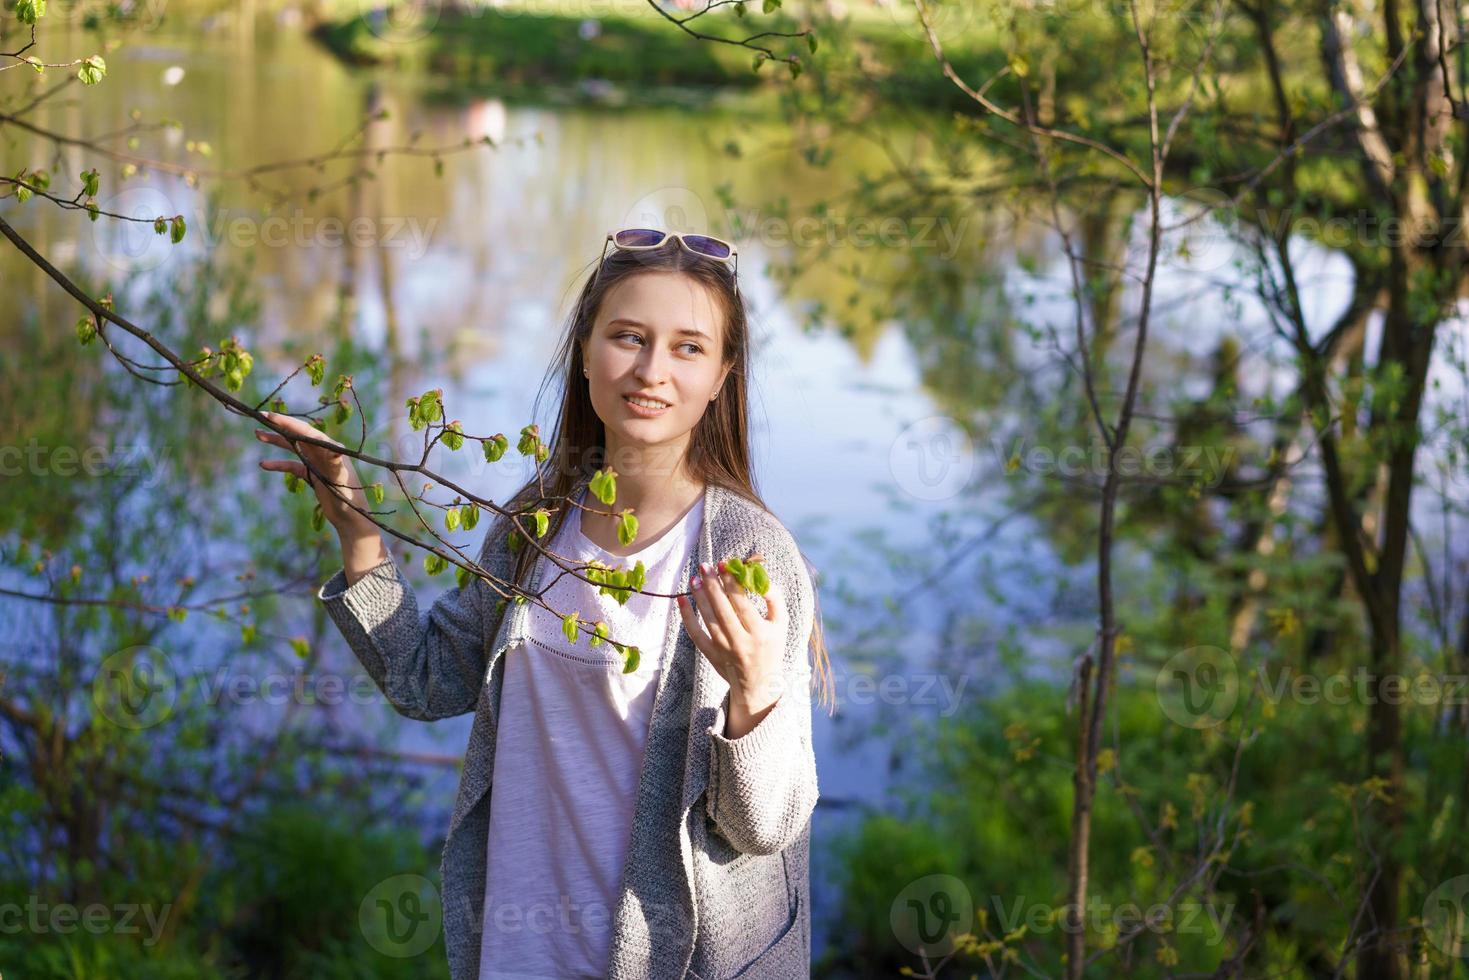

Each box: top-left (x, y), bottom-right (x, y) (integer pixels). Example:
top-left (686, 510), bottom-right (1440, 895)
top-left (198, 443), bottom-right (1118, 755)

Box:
top-left (728, 886), bottom-right (802, 978)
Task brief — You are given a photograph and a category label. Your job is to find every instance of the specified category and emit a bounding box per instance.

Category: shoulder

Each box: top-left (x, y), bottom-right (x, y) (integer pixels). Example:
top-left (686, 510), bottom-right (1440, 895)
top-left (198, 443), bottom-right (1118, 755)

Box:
top-left (708, 487), bottom-right (815, 609)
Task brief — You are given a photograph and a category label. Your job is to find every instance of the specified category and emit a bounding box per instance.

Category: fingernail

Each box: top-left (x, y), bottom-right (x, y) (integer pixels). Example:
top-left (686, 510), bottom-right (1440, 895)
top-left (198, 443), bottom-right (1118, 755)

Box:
top-left (691, 575), bottom-right (702, 589)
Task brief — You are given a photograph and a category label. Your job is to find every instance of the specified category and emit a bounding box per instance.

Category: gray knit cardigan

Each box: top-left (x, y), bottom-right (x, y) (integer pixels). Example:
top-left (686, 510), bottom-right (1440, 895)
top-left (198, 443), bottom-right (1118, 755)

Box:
top-left (316, 475), bottom-right (819, 979)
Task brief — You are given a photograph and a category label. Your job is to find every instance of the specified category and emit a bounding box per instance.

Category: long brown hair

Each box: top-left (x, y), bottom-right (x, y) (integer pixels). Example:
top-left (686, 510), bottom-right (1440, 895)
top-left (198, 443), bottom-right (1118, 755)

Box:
top-left (496, 237), bottom-right (835, 714)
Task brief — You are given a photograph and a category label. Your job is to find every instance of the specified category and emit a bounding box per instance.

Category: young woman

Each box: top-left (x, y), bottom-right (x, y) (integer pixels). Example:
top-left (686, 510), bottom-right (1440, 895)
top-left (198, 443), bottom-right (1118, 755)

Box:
top-left (255, 228), bottom-right (834, 980)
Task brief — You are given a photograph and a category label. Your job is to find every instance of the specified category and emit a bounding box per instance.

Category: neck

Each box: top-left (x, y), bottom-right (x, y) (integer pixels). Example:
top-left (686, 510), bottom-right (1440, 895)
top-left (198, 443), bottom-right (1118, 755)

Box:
top-left (587, 436), bottom-right (704, 531)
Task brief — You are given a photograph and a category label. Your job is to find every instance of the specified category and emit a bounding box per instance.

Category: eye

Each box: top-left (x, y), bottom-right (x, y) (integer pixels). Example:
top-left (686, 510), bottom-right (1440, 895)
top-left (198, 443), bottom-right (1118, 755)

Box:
top-left (615, 332), bottom-right (703, 356)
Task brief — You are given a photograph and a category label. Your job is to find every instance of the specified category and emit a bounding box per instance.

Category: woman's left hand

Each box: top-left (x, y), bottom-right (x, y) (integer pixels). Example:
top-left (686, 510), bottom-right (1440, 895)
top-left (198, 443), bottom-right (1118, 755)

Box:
top-left (677, 551), bottom-right (787, 736)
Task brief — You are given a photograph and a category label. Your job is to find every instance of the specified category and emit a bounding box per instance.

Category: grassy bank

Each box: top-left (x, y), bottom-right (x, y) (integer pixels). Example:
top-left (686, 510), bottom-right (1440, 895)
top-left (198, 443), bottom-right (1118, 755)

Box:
top-left (310, 0), bottom-right (995, 110)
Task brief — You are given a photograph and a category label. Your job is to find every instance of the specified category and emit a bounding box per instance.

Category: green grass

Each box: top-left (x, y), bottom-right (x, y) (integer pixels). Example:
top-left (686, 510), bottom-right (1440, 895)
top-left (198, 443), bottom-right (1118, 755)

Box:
top-left (309, 0), bottom-right (997, 109)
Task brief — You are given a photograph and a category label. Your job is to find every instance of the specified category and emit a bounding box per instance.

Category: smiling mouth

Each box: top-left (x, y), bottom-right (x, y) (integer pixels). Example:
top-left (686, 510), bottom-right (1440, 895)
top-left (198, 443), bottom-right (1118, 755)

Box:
top-left (624, 395), bottom-right (672, 410)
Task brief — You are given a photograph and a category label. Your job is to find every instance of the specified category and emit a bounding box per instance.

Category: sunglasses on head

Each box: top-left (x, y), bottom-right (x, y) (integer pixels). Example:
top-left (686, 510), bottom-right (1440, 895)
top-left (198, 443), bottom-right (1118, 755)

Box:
top-left (597, 227), bottom-right (739, 282)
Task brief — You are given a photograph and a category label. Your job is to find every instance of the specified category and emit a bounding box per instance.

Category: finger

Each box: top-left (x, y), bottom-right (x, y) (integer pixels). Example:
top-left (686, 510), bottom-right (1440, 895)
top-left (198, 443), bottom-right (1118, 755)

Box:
top-left (760, 585), bottom-right (786, 626)
top-left (676, 589), bottom-right (718, 663)
top-left (714, 561), bottom-right (762, 634)
top-left (262, 411), bottom-right (342, 451)
top-left (699, 562), bottom-right (748, 641)
top-left (254, 429), bottom-right (292, 449)
top-left (258, 458), bottom-right (307, 479)
top-left (689, 568), bottom-right (730, 649)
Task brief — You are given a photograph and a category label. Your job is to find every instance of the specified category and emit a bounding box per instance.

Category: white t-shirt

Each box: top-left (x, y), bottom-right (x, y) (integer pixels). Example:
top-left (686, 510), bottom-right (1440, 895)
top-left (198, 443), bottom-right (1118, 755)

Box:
top-left (478, 485), bottom-right (705, 980)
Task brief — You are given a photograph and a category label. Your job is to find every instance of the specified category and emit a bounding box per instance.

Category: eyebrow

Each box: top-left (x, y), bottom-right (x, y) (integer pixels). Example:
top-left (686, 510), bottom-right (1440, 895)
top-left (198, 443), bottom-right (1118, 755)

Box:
top-left (605, 317), bottom-right (712, 343)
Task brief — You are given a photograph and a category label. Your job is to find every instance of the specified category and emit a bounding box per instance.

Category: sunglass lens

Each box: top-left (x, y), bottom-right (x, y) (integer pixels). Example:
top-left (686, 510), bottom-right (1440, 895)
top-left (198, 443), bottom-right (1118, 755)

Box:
top-left (683, 235), bottom-right (732, 259)
top-left (614, 228), bottom-right (666, 247)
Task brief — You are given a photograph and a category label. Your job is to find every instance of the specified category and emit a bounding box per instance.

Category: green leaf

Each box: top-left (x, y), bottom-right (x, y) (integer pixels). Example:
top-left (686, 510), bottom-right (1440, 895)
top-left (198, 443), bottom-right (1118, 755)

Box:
top-left (533, 508), bottom-right (550, 538)
top-left (241, 622), bottom-right (257, 645)
top-left (424, 552), bottom-right (448, 575)
top-left (807, 32), bottom-right (817, 53)
top-left (310, 504), bottom-right (326, 531)
top-left (366, 481), bottom-right (384, 505)
top-left (517, 423), bottom-right (540, 456)
top-left (306, 354), bottom-right (325, 386)
top-left (620, 645), bottom-right (640, 674)
top-left (75, 315), bottom-right (96, 345)
top-left (461, 503), bottom-right (479, 529)
top-left (507, 529), bottom-right (523, 553)
top-left (788, 59), bottom-right (802, 79)
top-left (749, 561), bottom-right (770, 595)
top-left (446, 507), bottom-right (461, 532)
top-left (443, 420), bottom-right (464, 450)
top-left (562, 612), bottom-right (580, 644)
top-left (456, 565), bottom-right (471, 589)
top-left (483, 432), bottom-right (508, 462)
top-left (590, 467), bottom-right (618, 505)
top-left (80, 169), bottom-right (99, 197)
top-left (617, 510), bottom-right (638, 548)
top-left (16, 0), bottom-right (45, 25)
top-left (284, 472), bottom-right (304, 494)
top-left (589, 621), bottom-right (609, 647)
top-left (289, 636), bottom-right (310, 659)
top-left (78, 55), bottom-right (106, 86)
top-left (762, 0), bottom-right (779, 11)
top-left (15, 182), bottom-right (32, 204)
top-left (170, 214), bottom-right (186, 243)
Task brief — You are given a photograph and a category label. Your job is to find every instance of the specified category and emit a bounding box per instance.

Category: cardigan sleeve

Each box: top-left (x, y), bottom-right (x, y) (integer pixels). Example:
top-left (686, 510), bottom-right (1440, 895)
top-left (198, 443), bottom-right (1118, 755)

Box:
top-left (315, 515), bottom-right (513, 722)
top-left (703, 523), bottom-right (820, 856)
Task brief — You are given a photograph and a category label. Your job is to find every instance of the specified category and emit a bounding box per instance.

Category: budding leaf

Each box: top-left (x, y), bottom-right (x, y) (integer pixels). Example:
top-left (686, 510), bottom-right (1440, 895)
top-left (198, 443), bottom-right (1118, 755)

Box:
top-left (366, 481), bottom-right (384, 504)
top-left (617, 510), bottom-right (638, 548)
top-left (562, 612), bottom-right (580, 644)
top-left (590, 467), bottom-right (617, 505)
top-left (170, 214), bottom-right (186, 243)
top-left (78, 55), bottom-right (106, 85)
top-left (75, 315), bottom-right (96, 345)
top-left (620, 644), bottom-right (640, 674)
top-left (483, 432), bottom-right (508, 462)
top-left (533, 508), bottom-right (550, 538)
top-left (424, 552), bottom-right (448, 575)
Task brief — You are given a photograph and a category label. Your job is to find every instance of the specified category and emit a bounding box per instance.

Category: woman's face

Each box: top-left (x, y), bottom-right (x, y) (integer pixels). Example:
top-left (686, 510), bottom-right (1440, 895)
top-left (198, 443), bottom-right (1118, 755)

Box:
top-left (583, 271), bottom-right (732, 469)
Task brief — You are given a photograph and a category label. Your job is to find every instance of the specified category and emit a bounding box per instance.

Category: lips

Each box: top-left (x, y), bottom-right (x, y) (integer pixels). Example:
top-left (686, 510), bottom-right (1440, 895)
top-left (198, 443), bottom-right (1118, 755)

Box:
top-left (619, 393), bottom-right (672, 417)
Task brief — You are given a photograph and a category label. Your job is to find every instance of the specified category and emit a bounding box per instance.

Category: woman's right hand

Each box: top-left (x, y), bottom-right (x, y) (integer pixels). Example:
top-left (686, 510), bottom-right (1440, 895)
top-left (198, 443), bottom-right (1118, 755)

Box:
top-left (254, 411), bottom-right (376, 535)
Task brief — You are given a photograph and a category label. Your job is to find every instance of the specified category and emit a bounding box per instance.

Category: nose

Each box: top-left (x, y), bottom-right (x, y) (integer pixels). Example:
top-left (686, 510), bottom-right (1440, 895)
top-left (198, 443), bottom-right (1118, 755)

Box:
top-left (634, 344), bottom-right (670, 388)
